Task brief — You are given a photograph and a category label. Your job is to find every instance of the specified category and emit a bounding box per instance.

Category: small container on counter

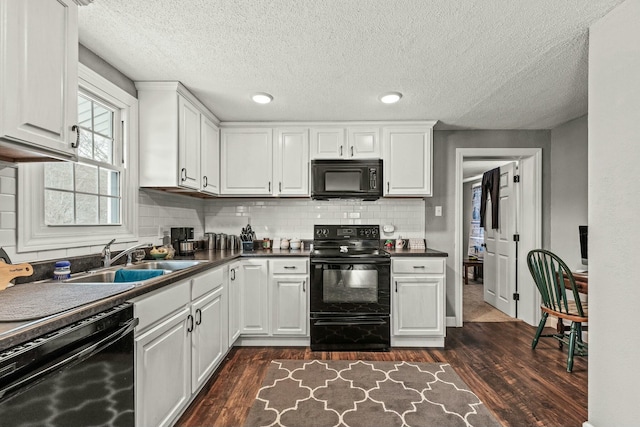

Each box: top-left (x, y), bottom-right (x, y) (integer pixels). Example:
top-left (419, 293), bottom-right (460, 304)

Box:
top-left (262, 238), bottom-right (271, 249)
top-left (53, 261), bottom-right (71, 280)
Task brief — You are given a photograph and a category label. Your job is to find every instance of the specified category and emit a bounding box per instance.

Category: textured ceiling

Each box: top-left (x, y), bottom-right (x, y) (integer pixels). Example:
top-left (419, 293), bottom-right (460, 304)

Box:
top-left (78, 0), bottom-right (624, 129)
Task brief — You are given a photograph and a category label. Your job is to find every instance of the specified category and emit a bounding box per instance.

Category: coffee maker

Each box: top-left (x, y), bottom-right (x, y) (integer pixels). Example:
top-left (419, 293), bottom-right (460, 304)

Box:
top-left (171, 227), bottom-right (195, 256)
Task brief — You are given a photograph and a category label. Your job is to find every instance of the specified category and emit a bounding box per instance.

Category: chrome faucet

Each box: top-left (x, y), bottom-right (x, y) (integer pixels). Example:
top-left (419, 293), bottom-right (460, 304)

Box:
top-left (102, 240), bottom-right (152, 267)
top-left (102, 239), bottom-right (116, 267)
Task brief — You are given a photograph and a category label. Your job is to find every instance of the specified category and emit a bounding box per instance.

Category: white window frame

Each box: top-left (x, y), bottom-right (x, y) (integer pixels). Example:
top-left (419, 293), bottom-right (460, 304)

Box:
top-left (17, 64), bottom-right (138, 252)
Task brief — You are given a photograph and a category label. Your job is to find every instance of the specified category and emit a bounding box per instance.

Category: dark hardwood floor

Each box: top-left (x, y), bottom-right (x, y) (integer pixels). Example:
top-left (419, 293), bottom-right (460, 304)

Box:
top-left (176, 322), bottom-right (587, 427)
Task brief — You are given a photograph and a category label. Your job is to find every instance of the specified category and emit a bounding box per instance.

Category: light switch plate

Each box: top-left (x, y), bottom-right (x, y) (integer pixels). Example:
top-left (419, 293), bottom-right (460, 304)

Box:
top-left (435, 206), bottom-right (442, 216)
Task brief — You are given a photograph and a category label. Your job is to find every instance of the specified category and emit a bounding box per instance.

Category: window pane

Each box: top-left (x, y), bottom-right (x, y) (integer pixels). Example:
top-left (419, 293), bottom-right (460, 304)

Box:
top-left (78, 128), bottom-right (93, 159)
top-left (45, 190), bottom-right (74, 225)
top-left (94, 134), bottom-right (113, 164)
top-left (99, 168), bottom-right (120, 196)
top-left (78, 95), bottom-right (92, 129)
top-left (44, 163), bottom-right (73, 191)
top-left (76, 194), bottom-right (98, 224)
top-left (75, 163), bottom-right (98, 193)
top-left (100, 196), bottom-right (120, 224)
top-left (93, 103), bottom-right (113, 137)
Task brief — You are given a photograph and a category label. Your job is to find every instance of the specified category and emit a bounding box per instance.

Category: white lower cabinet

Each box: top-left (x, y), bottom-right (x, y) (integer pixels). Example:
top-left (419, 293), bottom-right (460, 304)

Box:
top-left (132, 266), bottom-right (227, 427)
top-left (391, 257), bottom-right (446, 347)
top-left (270, 259), bottom-right (308, 336)
top-left (235, 258), bottom-right (309, 344)
top-left (239, 259), bottom-right (269, 334)
top-left (228, 261), bottom-right (241, 347)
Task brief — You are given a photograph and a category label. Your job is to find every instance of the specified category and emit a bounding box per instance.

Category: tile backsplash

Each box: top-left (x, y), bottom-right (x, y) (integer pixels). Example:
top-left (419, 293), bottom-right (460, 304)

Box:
top-left (203, 198), bottom-right (425, 240)
top-left (1, 163), bottom-right (424, 262)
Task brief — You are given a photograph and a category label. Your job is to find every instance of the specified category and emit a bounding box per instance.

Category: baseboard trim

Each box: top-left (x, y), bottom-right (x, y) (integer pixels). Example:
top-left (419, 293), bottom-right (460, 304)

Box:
top-left (446, 316), bottom-right (458, 327)
top-left (391, 336), bottom-right (445, 347)
top-left (582, 421), bottom-right (594, 427)
top-left (235, 336), bottom-right (310, 347)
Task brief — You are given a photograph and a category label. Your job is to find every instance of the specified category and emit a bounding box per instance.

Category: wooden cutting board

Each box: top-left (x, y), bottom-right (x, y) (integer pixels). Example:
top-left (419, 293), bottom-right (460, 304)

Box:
top-left (0, 260), bottom-right (33, 291)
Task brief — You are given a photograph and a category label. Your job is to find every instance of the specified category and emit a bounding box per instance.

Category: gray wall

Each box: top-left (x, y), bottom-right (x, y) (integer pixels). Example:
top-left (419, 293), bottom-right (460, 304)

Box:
top-left (429, 130), bottom-right (551, 317)
top-left (79, 44), bottom-right (137, 98)
top-left (549, 115), bottom-right (588, 270)
top-left (588, 0), bottom-right (640, 425)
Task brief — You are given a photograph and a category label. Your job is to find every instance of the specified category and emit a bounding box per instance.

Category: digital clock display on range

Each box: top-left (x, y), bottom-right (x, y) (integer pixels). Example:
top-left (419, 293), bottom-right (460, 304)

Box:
top-left (337, 229), bottom-right (354, 236)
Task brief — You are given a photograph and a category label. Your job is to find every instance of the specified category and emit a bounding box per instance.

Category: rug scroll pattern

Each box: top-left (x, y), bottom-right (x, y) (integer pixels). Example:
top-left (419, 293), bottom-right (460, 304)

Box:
top-left (244, 360), bottom-right (501, 427)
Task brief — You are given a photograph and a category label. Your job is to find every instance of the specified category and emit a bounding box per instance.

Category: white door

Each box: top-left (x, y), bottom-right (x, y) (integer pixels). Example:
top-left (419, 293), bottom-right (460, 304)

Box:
top-left (347, 127), bottom-right (380, 158)
top-left (220, 128), bottom-right (273, 195)
top-left (200, 116), bottom-right (219, 195)
top-left (310, 127), bottom-right (345, 159)
top-left (382, 126), bottom-right (433, 196)
top-left (228, 262), bottom-right (241, 346)
top-left (393, 276), bottom-right (444, 336)
top-left (483, 162), bottom-right (518, 317)
top-left (271, 276), bottom-right (307, 335)
top-left (178, 96), bottom-right (201, 190)
top-left (239, 260), bottom-right (269, 334)
top-left (274, 128), bottom-right (309, 196)
top-left (191, 286), bottom-right (225, 393)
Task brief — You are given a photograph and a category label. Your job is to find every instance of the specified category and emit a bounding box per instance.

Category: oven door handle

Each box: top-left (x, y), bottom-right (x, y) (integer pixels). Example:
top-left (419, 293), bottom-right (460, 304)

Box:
top-left (0, 317), bottom-right (138, 400)
top-left (311, 258), bottom-right (390, 265)
top-left (314, 319), bottom-right (387, 326)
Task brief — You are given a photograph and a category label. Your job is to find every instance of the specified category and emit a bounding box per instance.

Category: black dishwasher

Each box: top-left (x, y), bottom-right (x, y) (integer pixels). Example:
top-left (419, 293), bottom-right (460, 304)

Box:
top-left (0, 303), bottom-right (138, 427)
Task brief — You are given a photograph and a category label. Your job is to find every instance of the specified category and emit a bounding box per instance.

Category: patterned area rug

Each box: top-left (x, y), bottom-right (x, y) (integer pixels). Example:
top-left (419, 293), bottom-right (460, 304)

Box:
top-left (244, 360), bottom-right (501, 427)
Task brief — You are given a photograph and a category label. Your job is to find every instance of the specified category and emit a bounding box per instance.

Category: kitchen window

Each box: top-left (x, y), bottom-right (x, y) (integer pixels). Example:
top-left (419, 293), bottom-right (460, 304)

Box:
top-left (44, 93), bottom-right (122, 225)
top-left (18, 64), bottom-right (139, 252)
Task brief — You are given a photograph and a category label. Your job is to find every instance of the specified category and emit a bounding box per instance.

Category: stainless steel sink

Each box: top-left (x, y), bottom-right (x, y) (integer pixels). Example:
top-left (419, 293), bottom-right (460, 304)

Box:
top-left (64, 269), bottom-right (172, 284)
top-left (124, 260), bottom-right (206, 272)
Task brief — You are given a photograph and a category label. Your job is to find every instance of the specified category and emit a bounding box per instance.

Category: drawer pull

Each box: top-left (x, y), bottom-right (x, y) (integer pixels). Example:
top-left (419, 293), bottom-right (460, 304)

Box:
top-left (284, 266), bottom-right (297, 269)
top-left (230, 268), bottom-right (236, 280)
top-left (195, 308), bottom-right (202, 326)
top-left (413, 266), bottom-right (425, 269)
top-left (187, 314), bottom-right (194, 333)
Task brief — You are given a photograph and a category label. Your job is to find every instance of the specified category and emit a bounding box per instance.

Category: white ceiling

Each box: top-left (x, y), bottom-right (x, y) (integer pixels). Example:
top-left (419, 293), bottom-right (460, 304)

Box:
top-left (78, 0), bottom-right (624, 129)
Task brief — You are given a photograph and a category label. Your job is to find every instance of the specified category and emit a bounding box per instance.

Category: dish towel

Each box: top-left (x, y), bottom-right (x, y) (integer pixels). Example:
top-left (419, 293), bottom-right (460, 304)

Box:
top-left (480, 167), bottom-right (501, 230)
top-left (114, 269), bottom-right (165, 283)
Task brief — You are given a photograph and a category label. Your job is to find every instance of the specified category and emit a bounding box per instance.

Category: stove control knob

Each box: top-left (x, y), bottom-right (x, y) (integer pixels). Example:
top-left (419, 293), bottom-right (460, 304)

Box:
top-left (364, 229), bottom-right (371, 236)
top-left (372, 228), bottom-right (378, 236)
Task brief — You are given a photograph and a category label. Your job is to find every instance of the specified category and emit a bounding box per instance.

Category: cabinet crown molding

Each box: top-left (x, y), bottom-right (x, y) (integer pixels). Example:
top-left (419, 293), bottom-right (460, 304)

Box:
top-left (220, 120), bottom-right (437, 128)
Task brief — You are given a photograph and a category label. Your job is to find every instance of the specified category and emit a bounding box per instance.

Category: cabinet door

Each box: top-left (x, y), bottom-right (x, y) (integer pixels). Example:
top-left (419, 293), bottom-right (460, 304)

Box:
top-left (178, 95), bottom-right (201, 190)
top-left (392, 276), bottom-right (444, 336)
top-left (310, 127), bottom-right (345, 159)
top-left (239, 260), bottom-right (269, 334)
top-left (191, 285), bottom-right (225, 393)
top-left (383, 126), bottom-right (433, 196)
top-left (347, 127), bottom-right (380, 158)
top-left (220, 128), bottom-right (273, 195)
top-left (136, 307), bottom-right (191, 427)
top-left (0, 0), bottom-right (78, 159)
top-left (271, 275), bottom-right (307, 336)
top-left (200, 115), bottom-right (220, 195)
top-left (228, 262), bottom-right (241, 346)
top-left (274, 128), bottom-right (309, 196)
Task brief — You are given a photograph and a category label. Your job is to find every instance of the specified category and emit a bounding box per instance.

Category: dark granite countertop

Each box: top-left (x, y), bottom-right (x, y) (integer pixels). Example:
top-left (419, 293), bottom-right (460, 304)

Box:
top-left (0, 246), bottom-right (442, 351)
top-left (385, 248), bottom-right (449, 257)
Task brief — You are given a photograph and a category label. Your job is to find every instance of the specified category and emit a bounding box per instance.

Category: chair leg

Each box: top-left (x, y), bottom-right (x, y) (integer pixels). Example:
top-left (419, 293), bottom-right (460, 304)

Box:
top-left (532, 313), bottom-right (548, 349)
top-left (567, 322), bottom-right (578, 372)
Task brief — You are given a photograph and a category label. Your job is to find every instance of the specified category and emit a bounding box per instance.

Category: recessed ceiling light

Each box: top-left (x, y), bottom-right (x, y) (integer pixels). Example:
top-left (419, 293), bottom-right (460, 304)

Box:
top-left (252, 93), bottom-right (273, 104)
top-left (379, 92), bottom-right (403, 104)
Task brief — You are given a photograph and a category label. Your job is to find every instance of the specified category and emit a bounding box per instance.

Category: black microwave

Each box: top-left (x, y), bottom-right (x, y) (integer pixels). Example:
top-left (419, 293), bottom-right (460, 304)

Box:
top-left (311, 159), bottom-right (383, 200)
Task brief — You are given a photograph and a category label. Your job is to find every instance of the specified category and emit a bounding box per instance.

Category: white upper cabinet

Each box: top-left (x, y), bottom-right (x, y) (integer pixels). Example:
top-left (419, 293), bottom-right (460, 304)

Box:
top-left (0, 0), bottom-right (78, 162)
top-left (310, 126), bottom-right (380, 159)
top-left (178, 95), bottom-right (201, 190)
top-left (135, 81), bottom-right (220, 196)
top-left (220, 128), bottom-right (273, 195)
top-left (310, 127), bottom-right (346, 159)
top-left (347, 127), bottom-right (380, 158)
top-left (383, 125), bottom-right (434, 197)
top-left (311, 126), bottom-right (380, 160)
top-left (200, 116), bottom-right (220, 195)
top-left (274, 128), bottom-right (309, 196)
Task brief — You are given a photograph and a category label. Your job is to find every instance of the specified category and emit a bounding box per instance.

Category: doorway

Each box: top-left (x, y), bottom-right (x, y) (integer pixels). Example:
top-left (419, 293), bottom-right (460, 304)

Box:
top-left (454, 148), bottom-right (542, 327)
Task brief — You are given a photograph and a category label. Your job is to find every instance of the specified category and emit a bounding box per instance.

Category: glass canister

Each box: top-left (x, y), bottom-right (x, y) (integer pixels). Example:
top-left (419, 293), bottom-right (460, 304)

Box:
top-left (53, 260), bottom-right (71, 280)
